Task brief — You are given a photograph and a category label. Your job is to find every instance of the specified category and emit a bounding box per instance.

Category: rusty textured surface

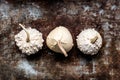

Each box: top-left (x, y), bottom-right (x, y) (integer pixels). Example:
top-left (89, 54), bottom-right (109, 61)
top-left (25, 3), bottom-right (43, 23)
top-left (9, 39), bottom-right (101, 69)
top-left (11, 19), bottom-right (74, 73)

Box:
top-left (0, 0), bottom-right (120, 80)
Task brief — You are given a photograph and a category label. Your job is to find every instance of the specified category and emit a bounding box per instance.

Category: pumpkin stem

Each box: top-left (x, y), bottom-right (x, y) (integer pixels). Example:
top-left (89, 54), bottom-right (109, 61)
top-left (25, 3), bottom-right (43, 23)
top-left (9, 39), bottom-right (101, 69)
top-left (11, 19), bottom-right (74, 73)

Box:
top-left (19, 24), bottom-right (30, 42)
top-left (57, 41), bottom-right (68, 57)
top-left (90, 36), bottom-right (98, 44)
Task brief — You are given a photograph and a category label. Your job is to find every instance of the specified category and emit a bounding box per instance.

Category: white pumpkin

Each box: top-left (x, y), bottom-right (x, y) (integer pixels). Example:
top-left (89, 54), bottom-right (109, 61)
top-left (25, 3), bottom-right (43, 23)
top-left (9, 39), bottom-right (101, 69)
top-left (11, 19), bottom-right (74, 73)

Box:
top-left (76, 28), bottom-right (102, 55)
top-left (46, 26), bottom-right (74, 57)
top-left (15, 24), bottom-right (44, 55)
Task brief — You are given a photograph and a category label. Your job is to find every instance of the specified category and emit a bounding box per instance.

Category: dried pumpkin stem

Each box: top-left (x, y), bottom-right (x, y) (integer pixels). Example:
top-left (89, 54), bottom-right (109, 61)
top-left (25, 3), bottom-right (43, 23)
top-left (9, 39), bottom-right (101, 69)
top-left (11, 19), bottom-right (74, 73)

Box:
top-left (90, 36), bottom-right (98, 44)
top-left (57, 41), bottom-right (68, 57)
top-left (19, 23), bottom-right (30, 42)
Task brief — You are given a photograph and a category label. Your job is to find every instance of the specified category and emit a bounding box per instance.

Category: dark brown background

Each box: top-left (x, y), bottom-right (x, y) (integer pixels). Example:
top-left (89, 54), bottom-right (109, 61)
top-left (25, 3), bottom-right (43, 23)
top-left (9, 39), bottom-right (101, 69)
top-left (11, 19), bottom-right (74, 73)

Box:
top-left (0, 0), bottom-right (120, 80)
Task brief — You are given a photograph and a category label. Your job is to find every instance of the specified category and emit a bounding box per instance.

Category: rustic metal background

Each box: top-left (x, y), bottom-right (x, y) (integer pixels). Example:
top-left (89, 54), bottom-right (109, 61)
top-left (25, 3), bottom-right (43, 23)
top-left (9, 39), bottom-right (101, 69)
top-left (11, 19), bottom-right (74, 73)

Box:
top-left (0, 0), bottom-right (120, 80)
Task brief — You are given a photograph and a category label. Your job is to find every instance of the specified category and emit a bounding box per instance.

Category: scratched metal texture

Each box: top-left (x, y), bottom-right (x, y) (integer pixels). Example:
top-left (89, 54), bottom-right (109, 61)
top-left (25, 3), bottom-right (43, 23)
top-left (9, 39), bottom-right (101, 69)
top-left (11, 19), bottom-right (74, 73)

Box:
top-left (0, 0), bottom-right (120, 80)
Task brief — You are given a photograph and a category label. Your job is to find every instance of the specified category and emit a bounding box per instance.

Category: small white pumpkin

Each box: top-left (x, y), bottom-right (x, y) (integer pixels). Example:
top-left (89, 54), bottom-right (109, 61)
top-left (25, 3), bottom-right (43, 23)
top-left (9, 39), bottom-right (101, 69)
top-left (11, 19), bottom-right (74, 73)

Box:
top-left (76, 28), bottom-right (102, 55)
top-left (46, 26), bottom-right (74, 57)
top-left (15, 24), bottom-right (44, 55)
